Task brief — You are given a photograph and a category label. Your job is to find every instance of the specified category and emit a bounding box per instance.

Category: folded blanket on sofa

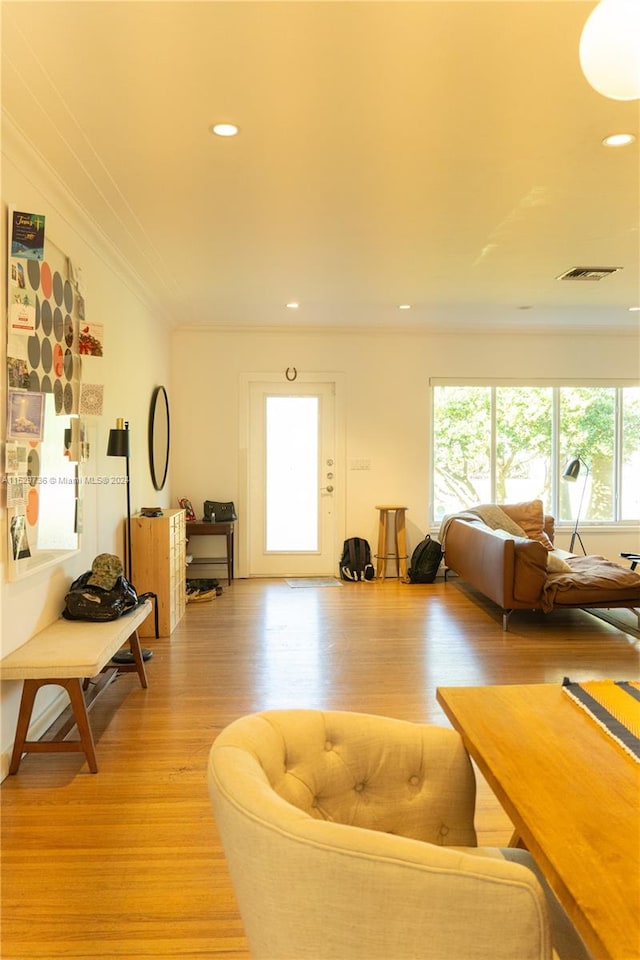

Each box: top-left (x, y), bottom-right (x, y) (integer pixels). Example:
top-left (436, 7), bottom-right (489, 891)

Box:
top-left (541, 555), bottom-right (640, 613)
top-left (439, 505), bottom-right (526, 549)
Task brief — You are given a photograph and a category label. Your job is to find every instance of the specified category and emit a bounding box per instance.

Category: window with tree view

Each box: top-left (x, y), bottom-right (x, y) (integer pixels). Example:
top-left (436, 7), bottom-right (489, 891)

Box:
top-left (432, 384), bottom-right (640, 525)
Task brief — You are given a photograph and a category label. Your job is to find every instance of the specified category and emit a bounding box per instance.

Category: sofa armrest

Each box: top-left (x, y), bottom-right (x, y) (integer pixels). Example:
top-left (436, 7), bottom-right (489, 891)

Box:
top-left (544, 514), bottom-right (555, 544)
top-left (444, 520), bottom-right (514, 607)
top-left (444, 520), bottom-right (548, 609)
top-left (512, 537), bottom-right (550, 604)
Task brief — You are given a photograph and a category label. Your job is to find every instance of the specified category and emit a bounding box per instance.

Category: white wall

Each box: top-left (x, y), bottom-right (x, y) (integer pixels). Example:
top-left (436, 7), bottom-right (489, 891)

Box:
top-left (0, 130), bottom-right (172, 777)
top-left (170, 327), bottom-right (640, 573)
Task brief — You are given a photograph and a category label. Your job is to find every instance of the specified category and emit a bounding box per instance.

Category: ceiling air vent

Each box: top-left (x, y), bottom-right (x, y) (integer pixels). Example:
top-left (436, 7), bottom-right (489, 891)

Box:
top-left (556, 266), bottom-right (622, 281)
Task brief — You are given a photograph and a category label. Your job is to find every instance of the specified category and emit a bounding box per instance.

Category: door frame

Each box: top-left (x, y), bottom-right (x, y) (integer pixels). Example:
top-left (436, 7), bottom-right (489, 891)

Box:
top-left (238, 370), bottom-right (346, 578)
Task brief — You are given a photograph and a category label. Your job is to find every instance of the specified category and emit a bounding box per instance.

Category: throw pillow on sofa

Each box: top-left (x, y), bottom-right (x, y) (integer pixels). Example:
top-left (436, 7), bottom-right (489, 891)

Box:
top-left (500, 500), bottom-right (554, 550)
top-left (547, 551), bottom-right (573, 574)
top-left (472, 505), bottom-right (527, 538)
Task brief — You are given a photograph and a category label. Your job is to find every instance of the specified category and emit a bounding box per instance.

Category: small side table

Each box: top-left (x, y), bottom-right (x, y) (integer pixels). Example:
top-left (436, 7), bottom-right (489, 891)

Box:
top-left (620, 552), bottom-right (640, 572)
top-left (186, 521), bottom-right (235, 585)
top-left (375, 505), bottom-right (408, 580)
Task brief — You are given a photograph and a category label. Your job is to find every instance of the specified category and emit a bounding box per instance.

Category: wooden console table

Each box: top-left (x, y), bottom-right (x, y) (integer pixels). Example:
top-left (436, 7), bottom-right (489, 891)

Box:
top-left (186, 521), bottom-right (234, 585)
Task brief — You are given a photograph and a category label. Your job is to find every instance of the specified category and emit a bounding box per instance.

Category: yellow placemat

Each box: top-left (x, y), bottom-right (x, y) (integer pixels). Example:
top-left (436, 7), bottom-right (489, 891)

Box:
top-left (562, 679), bottom-right (640, 763)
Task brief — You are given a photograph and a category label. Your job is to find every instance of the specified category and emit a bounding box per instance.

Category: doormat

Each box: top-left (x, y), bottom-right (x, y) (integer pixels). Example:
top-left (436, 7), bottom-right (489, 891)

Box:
top-left (285, 578), bottom-right (343, 588)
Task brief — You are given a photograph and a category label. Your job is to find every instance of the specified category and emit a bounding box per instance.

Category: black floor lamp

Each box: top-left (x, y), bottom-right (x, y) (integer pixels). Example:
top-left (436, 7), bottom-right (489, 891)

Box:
top-left (562, 456), bottom-right (590, 554)
top-left (106, 418), bottom-right (132, 579)
top-left (107, 418), bottom-right (153, 662)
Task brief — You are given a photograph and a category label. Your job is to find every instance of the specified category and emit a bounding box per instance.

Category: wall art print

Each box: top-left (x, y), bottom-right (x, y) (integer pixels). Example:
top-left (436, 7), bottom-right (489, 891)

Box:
top-left (5, 207), bottom-right (91, 578)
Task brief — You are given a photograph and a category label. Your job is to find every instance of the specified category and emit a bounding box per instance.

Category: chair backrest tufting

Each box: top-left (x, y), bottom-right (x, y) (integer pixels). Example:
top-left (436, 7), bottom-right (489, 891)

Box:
top-left (228, 709), bottom-right (478, 842)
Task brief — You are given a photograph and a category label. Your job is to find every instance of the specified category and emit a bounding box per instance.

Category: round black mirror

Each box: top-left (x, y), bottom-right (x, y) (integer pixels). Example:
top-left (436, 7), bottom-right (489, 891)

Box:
top-left (148, 385), bottom-right (170, 491)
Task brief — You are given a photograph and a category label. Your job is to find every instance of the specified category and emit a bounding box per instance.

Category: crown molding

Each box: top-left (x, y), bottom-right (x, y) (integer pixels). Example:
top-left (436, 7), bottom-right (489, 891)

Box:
top-left (2, 111), bottom-right (174, 328)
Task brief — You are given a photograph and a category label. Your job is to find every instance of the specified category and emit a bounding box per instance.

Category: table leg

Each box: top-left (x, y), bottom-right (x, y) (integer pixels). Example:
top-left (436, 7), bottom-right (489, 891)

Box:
top-left (376, 510), bottom-right (388, 579)
top-left (9, 678), bottom-right (98, 774)
top-left (508, 830), bottom-right (529, 849)
top-left (127, 628), bottom-right (148, 688)
top-left (396, 509), bottom-right (408, 581)
top-left (65, 678), bottom-right (98, 773)
top-left (8, 679), bottom-right (40, 774)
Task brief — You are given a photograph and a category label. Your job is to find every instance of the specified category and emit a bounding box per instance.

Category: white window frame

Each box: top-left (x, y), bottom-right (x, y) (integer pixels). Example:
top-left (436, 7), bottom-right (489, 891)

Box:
top-left (429, 378), bottom-right (640, 529)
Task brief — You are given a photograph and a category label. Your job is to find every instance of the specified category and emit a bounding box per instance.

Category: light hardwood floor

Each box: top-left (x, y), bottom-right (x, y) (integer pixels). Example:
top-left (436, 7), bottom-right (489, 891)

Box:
top-left (2, 577), bottom-right (639, 959)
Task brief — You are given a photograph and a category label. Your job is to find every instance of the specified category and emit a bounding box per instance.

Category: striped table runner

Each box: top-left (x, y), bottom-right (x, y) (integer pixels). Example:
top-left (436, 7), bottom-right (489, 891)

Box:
top-left (562, 678), bottom-right (640, 763)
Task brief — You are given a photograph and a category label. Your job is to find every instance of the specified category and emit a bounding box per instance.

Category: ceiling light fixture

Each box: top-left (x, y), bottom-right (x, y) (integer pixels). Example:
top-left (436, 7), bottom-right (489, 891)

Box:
top-left (286, 302), bottom-right (299, 309)
top-left (579, 0), bottom-right (640, 101)
top-left (398, 304), bottom-right (411, 310)
top-left (602, 133), bottom-right (636, 146)
top-left (629, 306), bottom-right (640, 312)
top-left (212, 123), bottom-right (239, 137)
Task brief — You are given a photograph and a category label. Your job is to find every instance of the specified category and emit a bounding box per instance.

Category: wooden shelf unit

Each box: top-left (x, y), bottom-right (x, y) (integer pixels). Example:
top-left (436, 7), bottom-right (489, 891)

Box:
top-left (131, 509), bottom-right (186, 637)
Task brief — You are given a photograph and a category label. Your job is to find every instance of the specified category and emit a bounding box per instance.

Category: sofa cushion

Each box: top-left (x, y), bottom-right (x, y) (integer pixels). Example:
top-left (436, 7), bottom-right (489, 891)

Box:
top-left (501, 500), bottom-right (554, 550)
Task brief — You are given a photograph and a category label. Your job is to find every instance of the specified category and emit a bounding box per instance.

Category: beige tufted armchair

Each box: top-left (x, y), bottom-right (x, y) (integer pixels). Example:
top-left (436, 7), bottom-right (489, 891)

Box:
top-left (208, 710), bottom-right (590, 960)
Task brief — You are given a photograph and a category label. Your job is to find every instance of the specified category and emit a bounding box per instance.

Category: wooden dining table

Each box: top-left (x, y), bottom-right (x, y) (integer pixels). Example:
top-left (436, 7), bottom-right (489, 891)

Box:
top-left (436, 682), bottom-right (640, 960)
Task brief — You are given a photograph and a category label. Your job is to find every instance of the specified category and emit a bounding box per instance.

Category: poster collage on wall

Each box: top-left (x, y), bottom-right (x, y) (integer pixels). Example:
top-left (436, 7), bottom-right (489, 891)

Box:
top-left (5, 208), bottom-right (106, 565)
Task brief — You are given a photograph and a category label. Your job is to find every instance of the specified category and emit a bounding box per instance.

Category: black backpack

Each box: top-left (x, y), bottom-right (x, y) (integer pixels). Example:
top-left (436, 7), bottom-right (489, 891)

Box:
top-left (340, 537), bottom-right (375, 581)
top-left (62, 570), bottom-right (140, 621)
top-left (408, 535), bottom-right (443, 583)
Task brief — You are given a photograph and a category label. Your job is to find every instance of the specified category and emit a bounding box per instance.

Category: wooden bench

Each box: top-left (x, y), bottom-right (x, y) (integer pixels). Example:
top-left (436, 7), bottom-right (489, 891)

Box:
top-left (0, 600), bottom-right (152, 774)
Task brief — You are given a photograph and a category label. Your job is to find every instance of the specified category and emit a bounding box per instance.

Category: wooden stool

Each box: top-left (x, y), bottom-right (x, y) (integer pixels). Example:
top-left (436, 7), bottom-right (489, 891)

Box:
top-left (375, 505), bottom-right (408, 580)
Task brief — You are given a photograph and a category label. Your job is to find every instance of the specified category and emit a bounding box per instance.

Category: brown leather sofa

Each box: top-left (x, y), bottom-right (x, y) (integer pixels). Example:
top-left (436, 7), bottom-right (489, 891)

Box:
top-left (442, 503), bottom-right (640, 630)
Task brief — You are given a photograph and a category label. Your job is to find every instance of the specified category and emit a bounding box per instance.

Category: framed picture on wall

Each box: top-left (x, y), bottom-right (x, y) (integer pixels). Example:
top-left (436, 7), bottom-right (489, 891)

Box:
top-left (7, 389), bottom-right (45, 441)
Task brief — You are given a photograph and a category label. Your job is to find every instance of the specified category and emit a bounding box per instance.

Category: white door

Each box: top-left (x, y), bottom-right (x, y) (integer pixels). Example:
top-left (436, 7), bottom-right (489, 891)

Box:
top-left (248, 380), bottom-right (338, 577)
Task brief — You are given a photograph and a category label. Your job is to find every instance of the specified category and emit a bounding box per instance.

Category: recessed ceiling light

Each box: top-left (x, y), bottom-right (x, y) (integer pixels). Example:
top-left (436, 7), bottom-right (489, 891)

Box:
top-left (602, 133), bottom-right (635, 147)
top-left (629, 306), bottom-right (640, 312)
top-left (398, 304), bottom-right (411, 310)
top-left (212, 123), bottom-right (239, 137)
top-left (286, 302), bottom-right (299, 309)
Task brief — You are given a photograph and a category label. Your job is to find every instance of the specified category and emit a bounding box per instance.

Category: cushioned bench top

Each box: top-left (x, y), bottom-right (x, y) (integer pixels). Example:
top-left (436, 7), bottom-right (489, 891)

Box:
top-left (0, 600), bottom-right (152, 680)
